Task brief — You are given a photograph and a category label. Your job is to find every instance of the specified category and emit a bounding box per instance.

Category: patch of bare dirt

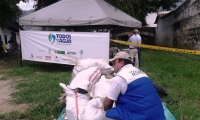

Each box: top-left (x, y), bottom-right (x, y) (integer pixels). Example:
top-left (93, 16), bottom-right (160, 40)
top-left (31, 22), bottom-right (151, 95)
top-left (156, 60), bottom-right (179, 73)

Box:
top-left (0, 53), bottom-right (28, 114)
top-left (0, 78), bottom-right (28, 114)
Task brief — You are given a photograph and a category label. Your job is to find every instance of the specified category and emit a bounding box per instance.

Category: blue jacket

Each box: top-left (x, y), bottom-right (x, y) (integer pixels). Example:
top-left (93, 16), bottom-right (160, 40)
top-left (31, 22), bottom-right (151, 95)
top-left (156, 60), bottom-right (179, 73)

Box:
top-left (106, 65), bottom-right (165, 120)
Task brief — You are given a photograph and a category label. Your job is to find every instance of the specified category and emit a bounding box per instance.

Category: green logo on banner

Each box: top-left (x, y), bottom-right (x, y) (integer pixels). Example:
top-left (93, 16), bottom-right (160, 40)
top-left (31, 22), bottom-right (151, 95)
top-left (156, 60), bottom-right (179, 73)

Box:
top-left (56, 50), bottom-right (65, 54)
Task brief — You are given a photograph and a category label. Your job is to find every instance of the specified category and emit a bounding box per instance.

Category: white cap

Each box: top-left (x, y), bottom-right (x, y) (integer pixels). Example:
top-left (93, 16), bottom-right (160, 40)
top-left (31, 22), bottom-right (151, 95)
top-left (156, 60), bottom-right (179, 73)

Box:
top-left (109, 51), bottom-right (131, 62)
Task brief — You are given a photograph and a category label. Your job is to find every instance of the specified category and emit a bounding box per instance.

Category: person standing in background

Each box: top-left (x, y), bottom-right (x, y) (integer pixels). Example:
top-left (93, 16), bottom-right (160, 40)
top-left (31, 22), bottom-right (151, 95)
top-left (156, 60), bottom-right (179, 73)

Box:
top-left (134, 29), bottom-right (142, 67)
top-left (127, 30), bottom-right (139, 68)
top-left (2, 43), bottom-right (7, 53)
top-left (0, 41), bottom-right (4, 53)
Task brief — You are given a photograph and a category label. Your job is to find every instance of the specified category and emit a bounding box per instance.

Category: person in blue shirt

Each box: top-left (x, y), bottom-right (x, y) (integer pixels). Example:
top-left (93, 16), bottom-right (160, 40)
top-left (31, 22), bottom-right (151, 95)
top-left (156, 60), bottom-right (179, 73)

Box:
top-left (104, 51), bottom-right (165, 120)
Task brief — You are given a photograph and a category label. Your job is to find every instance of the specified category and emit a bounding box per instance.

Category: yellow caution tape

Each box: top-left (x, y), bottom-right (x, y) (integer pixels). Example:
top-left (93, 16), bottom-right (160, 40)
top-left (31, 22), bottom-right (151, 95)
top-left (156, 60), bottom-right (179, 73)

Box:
top-left (110, 39), bottom-right (200, 55)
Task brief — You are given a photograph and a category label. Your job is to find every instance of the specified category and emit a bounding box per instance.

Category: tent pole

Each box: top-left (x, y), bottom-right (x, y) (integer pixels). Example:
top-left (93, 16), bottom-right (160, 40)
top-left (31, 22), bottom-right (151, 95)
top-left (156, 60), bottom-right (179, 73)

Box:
top-left (19, 29), bottom-right (22, 67)
top-left (108, 29), bottom-right (110, 59)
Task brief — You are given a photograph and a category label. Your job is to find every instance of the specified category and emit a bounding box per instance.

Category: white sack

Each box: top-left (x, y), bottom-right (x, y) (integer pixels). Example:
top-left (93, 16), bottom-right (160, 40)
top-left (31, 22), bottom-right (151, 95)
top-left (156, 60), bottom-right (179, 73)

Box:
top-left (83, 98), bottom-right (114, 120)
top-left (92, 75), bottom-right (113, 99)
top-left (66, 92), bottom-right (90, 120)
top-left (65, 86), bottom-right (90, 120)
top-left (69, 66), bottom-right (101, 96)
top-left (72, 58), bottom-right (114, 78)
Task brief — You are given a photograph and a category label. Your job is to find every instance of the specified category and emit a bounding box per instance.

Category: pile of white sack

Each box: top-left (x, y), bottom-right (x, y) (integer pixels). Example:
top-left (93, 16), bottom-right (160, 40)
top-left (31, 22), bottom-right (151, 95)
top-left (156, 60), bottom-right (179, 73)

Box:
top-left (59, 58), bottom-right (115, 120)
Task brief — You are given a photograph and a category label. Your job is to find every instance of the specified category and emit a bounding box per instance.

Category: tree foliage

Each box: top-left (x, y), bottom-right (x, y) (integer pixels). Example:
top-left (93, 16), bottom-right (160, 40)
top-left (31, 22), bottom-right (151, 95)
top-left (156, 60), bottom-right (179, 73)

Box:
top-left (107, 0), bottom-right (182, 25)
top-left (0, 0), bottom-right (27, 28)
top-left (32, 0), bottom-right (59, 10)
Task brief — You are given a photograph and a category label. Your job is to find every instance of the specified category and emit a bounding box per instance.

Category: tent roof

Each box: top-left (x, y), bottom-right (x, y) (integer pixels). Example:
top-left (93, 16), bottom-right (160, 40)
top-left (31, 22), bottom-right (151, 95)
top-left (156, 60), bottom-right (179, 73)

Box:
top-left (19, 0), bottom-right (141, 28)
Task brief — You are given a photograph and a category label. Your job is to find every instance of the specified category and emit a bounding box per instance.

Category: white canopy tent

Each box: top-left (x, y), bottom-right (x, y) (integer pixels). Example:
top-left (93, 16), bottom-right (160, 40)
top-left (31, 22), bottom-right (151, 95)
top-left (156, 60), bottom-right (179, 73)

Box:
top-left (19, 0), bottom-right (141, 28)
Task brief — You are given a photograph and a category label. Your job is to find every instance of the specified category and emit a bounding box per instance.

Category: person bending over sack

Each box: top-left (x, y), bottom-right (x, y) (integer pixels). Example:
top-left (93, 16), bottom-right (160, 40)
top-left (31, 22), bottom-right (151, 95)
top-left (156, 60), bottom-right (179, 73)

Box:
top-left (104, 51), bottom-right (165, 120)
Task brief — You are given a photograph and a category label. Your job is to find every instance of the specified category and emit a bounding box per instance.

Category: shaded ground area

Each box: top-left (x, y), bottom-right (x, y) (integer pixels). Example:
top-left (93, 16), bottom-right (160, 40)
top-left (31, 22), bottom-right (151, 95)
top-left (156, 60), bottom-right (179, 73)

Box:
top-left (0, 53), bottom-right (28, 114)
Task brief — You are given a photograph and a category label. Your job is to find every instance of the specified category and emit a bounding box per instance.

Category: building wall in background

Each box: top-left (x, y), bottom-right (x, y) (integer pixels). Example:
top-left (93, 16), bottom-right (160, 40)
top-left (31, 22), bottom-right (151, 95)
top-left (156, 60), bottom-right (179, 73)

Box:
top-left (174, 0), bottom-right (200, 50)
top-left (1, 28), bottom-right (20, 49)
top-left (155, 13), bottom-right (174, 47)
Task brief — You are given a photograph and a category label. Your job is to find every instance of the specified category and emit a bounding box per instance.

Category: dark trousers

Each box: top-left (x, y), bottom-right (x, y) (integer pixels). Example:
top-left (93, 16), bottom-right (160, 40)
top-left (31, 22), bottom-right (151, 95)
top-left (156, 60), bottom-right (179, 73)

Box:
top-left (136, 47), bottom-right (141, 66)
top-left (0, 45), bottom-right (4, 52)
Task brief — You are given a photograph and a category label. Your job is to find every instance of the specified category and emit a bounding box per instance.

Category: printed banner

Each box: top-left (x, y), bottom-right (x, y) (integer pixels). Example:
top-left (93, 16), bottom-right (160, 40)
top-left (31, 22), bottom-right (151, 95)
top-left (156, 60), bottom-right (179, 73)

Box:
top-left (20, 31), bottom-right (109, 65)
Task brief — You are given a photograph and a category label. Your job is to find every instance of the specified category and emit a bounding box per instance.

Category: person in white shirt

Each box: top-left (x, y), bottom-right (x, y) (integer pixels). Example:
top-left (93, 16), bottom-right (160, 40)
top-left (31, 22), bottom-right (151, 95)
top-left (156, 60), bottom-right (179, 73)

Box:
top-left (103, 51), bottom-right (165, 120)
top-left (127, 30), bottom-right (139, 68)
top-left (134, 29), bottom-right (142, 67)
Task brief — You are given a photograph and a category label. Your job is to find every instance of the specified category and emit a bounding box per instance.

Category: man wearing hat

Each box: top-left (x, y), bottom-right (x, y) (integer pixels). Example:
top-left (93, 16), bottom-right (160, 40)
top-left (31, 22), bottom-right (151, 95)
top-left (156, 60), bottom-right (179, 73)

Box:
top-left (127, 30), bottom-right (139, 68)
top-left (134, 29), bottom-right (142, 67)
top-left (104, 51), bottom-right (165, 120)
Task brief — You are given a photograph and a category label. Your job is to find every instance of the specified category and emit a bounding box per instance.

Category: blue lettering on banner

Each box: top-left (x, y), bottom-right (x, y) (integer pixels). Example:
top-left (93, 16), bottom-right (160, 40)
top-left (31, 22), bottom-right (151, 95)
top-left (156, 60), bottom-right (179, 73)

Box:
top-left (56, 34), bottom-right (71, 44)
top-left (49, 33), bottom-right (71, 44)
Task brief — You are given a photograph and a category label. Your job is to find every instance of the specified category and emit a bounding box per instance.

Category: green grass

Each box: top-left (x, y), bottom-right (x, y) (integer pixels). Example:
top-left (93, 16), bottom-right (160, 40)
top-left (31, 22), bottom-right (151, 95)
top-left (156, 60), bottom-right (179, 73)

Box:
top-left (140, 49), bottom-right (200, 120)
top-left (0, 111), bottom-right (27, 120)
top-left (0, 53), bottom-right (72, 119)
top-left (0, 50), bottom-right (200, 120)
